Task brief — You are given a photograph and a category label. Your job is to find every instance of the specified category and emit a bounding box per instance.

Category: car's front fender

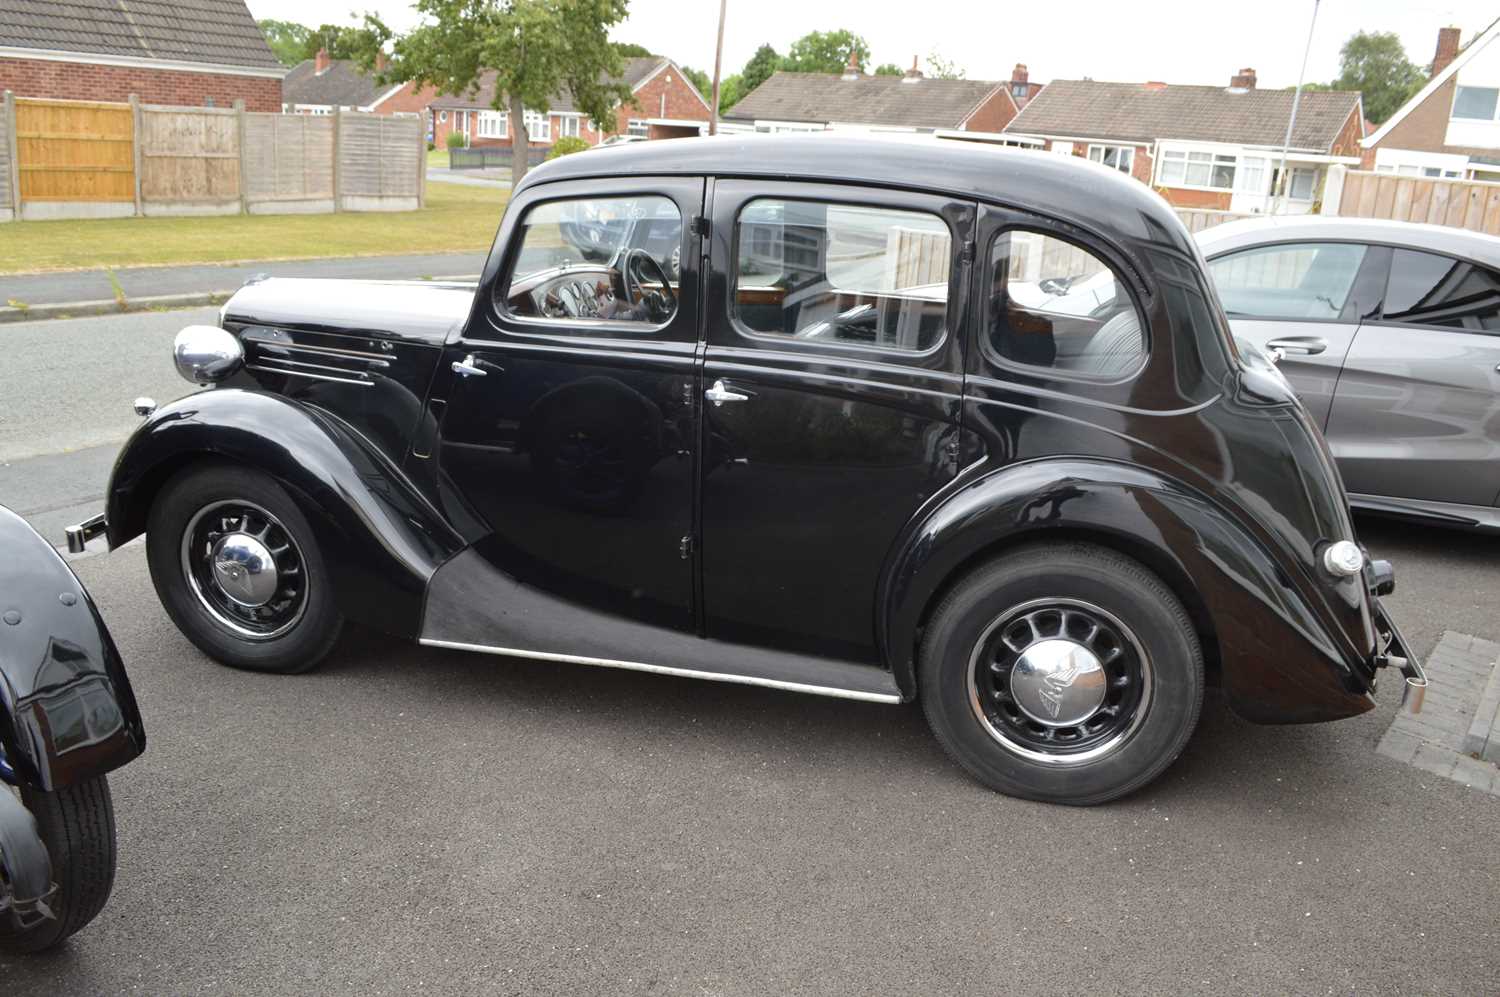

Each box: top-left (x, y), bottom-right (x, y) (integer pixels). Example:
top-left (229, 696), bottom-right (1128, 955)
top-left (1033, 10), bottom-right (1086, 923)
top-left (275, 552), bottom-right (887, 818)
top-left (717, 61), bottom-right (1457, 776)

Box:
top-left (879, 457), bottom-right (1376, 724)
top-left (105, 388), bottom-right (466, 639)
top-left (0, 507), bottom-right (144, 792)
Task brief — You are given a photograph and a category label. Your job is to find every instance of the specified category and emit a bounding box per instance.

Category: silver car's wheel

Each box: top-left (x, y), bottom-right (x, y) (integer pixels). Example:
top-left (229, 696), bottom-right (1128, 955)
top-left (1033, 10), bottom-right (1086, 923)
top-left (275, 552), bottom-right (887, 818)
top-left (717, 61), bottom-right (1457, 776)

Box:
top-left (180, 500), bottom-right (308, 640)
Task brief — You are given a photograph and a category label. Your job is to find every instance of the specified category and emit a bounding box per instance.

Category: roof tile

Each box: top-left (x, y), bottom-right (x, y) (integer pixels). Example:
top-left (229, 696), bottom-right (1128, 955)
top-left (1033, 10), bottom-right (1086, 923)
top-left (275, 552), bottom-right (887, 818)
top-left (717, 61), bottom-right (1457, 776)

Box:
top-left (0, 0), bottom-right (283, 71)
top-left (723, 70), bottom-right (1007, 129)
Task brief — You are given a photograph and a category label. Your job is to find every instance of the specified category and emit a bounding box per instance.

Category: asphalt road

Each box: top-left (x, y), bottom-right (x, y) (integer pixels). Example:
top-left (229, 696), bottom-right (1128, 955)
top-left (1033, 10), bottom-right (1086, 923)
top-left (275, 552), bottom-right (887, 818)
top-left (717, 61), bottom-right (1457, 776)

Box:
top-left (1, 308), bottom-right (1497, 994)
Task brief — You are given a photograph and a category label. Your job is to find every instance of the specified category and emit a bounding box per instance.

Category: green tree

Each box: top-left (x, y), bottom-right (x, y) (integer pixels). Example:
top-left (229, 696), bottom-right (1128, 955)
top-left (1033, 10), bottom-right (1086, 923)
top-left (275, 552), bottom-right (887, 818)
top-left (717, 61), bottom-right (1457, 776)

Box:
top-left (547, 135), bottom-right (591, 158)
top-left (780, 30), bottom-right (869, 74)
top-left (680, 65), bottom-right (712, 99)
top-left (740, 43), bottom-right (780, 94)
top-left (925, 50), bottom-right (965, 80)
top-left (1330, 30), bottom-right (1425, 124)
top-left (718, 73), bottom-right (744, 111)
top-left (299, 22), bottom-right (383, 62)
top-left (258, 19), bottom-right (311, 67)
top-left (873, 63), bottom-right (903, 77)
top-left (359, 0), bottom-right (634, 185)
top-left (613, 41), bottom-right (653, 58)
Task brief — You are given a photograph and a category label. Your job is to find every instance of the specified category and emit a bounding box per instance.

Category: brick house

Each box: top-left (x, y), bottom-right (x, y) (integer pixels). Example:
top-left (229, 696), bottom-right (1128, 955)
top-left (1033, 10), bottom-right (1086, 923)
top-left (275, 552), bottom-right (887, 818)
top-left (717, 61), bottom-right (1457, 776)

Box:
top-left (721, 56), bottom-right (1029, 136)
top-left (1361, 20), bottom-right (1500, 181)
top-left (431, 56), bottom-right (710, 151)
top-left (282, 51), bottom-right (432, 116)
top-left (0, 0), bottom-right (283, 112)
top-left (1005, 70), bottom-right (1364, 213)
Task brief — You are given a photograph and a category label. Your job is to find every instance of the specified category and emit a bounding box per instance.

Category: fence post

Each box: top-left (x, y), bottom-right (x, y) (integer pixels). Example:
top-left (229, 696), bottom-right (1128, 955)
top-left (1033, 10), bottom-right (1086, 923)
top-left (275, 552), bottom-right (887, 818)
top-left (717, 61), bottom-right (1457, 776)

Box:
top-left (332, 106), bottom-right (343, 212)
top-left (3, 91), bottom-right (19, 219)
top-left (1322, 164), bottom-right (1346, 217)
top-left (128, 93), bottom-right (143, 217)
top-left (233, 98), bottom-right (247, 215)
top-left (416, 116), bottom-right (426, 209)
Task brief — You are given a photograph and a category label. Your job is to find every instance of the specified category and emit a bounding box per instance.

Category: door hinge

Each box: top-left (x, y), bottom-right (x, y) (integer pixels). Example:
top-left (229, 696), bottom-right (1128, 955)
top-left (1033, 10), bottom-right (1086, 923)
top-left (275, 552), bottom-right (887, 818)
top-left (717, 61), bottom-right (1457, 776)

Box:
top-left (958, 240), bottom-right (976, 266)
top-left (691, 215), bottom-right (710, 237)
top-left (679, 535), bottom-right (694, 559)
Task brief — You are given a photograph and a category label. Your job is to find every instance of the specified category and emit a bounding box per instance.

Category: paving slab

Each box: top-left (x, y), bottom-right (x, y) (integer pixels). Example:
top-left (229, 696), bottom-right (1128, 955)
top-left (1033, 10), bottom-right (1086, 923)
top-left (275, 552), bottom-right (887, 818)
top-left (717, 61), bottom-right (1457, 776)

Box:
top-left (1377, 631), bottom-right (1500, 796)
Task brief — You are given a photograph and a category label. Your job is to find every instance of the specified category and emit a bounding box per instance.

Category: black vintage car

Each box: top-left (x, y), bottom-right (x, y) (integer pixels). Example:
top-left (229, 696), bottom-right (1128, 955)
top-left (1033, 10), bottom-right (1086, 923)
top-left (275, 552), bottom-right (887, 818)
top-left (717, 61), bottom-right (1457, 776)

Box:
top-left (72, 136), bottom-right (1423, 805)
top-left (2, 505), bottom-right (145, 952)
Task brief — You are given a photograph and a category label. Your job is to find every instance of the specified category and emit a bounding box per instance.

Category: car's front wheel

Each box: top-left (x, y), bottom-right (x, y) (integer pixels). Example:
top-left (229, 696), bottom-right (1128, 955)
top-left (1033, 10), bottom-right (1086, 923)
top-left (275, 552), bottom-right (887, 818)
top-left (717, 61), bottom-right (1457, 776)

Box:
top-left (0, 777), bottom-right (115, 954)
top-left (147, 462), bottom-right (343, 674)
top-left (920, 543), bottom-right (1204, 805)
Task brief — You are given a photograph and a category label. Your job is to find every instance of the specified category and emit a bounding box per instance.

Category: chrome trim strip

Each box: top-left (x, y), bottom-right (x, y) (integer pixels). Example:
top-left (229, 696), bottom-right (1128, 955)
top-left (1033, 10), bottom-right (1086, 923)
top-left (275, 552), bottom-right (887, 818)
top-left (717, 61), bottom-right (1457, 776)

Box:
top-left (245, 364), bottom-right (373, 387)
top-left (417, 638), bottom-right (903, 704)
top-left (252, 355), bottom-right (378, 378)
top-left (240, 336), bottom-right (392, 363)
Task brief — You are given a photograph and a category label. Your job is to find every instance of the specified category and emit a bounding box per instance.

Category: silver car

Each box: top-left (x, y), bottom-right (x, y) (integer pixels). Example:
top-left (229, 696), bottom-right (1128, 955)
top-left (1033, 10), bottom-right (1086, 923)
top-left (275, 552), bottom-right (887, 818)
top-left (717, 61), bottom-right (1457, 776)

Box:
top-left (1198, 216), bottom-right (1500, 531)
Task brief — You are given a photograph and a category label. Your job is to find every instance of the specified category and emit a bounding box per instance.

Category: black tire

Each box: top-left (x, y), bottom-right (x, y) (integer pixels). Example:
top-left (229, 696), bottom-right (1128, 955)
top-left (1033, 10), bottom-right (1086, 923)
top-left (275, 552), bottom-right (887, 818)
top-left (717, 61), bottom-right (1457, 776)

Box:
top-left (919, 542), bottom-right (1204, 805)
top-left (0, 777), bottom-right (116, 954)
top-left (147, 462), bottom-right (343, 674)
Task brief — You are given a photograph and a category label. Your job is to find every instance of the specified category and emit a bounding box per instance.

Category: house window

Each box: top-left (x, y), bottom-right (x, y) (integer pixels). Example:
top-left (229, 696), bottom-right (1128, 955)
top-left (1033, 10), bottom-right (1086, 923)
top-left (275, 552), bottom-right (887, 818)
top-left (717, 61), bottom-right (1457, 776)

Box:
top-left (1158, 148), bottom-right (1237, 190)
top-left (1453, 86), bottom-right (1500, 121)
top-left (1287, 167), bottom-right (1317, 201)
top-left (476, 111), bottom-right (507, 139)
top-left (628, 118), bottom-right (649, 137)
top-left (524, 110), bottom-right (551, 141)
top-left (560, 116), bottom-right (581, 138)
top-left (437, 110), bottom-right (448, 124)
top-left (1238, 156), bottom-right (1268, 193)
top-left (1087, 144), bottom-right (1134, 175)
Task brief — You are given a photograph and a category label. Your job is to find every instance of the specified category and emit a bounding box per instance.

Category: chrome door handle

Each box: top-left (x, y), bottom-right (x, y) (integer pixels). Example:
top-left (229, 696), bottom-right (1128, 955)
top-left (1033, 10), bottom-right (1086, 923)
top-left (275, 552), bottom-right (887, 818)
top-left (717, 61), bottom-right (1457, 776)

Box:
top-left (451, 354), bottom-right (490, 377)
top-left (705, 379), bottom-right (750, 407)
top-left (1266, 337), bottom-right (1327, 356)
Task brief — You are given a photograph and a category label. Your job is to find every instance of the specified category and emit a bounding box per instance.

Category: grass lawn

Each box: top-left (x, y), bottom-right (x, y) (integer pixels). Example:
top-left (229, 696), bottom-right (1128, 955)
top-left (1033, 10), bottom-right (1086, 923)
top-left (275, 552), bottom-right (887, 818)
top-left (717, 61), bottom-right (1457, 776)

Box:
top-left (0, 182), bottom-right (508, 274)
top-left (427, 147), bottom-right (450, 168)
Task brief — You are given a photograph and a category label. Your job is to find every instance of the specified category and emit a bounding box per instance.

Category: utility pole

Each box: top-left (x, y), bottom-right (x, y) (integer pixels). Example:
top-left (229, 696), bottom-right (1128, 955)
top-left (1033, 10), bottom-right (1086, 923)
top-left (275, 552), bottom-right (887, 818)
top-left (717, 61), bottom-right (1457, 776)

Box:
top-left (709, 0), bottom-right (727, 135)
top-left (1275, 0), bottom-right (1320, 214)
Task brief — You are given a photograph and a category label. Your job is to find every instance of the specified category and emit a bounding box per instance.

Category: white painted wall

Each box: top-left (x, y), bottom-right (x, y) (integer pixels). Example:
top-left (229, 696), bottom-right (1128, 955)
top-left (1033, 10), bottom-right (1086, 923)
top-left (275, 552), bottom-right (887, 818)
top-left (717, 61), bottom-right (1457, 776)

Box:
top-left (1445, 30), bottom-right (1500, 149)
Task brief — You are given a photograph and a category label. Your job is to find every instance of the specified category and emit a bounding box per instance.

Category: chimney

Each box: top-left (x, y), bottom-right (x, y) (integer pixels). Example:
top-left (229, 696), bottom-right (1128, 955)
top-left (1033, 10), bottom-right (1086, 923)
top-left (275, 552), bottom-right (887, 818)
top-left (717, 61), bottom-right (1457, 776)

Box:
top-left (315, 48), bottom-right (330, 74)
top-left (841, 48), bottom-right (861, 81)
top-left (1229, 67), bottom-right (1256, 91)
top-left (1433, 26), bottom-right (1461, 76)
top-left (903, 55), bottom-right (923, 82)
top-left (1144, 80), bottom-right (1167, 91)
top-left (374, 50), bottom-right (388, 73)
top-left (1012, 63), bottom-right (1029, 87)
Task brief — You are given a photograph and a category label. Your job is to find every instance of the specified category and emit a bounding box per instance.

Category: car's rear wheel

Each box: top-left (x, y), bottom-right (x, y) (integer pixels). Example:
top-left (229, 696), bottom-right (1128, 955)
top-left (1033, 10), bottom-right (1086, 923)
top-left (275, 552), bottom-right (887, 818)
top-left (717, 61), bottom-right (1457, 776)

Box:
top-left (0, 777), bottom-right (116, 954)
top-left (919, 543), bottom-right (1203, 805)
top-left (147, 463), bottom-right (342, 674)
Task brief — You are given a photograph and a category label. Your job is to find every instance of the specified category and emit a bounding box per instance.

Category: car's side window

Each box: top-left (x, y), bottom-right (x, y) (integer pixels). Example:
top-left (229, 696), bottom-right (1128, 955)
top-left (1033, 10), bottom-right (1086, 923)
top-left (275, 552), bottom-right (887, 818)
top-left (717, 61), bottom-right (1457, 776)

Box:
top-left (731, 198), bottom-right (950, 352)
top-left (1382, 248), bottom-right (1500, 332)
top-left (1206, 242), bottom-right (1367, 321)
top-left (499, 194), bottom-right (683, 330)
top-left (987, 230), bottom-right (1145, 378)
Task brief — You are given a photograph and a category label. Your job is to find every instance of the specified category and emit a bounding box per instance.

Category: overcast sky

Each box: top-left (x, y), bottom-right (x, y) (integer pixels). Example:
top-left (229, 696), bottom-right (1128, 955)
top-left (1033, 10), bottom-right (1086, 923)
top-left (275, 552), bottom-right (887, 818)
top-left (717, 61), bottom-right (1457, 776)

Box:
top-left (247, 0), bottom-right (1499, 88)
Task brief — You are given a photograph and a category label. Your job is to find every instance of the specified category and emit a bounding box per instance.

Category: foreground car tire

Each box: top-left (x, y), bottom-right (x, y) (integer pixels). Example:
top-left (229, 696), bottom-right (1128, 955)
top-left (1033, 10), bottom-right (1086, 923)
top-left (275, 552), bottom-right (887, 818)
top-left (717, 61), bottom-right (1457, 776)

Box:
top-left (0, 778), bottom-right (115, 954)
top-left (147, 463), bottom-right (342, 674)
top-left (919, 543), bottom-right (1204, 805)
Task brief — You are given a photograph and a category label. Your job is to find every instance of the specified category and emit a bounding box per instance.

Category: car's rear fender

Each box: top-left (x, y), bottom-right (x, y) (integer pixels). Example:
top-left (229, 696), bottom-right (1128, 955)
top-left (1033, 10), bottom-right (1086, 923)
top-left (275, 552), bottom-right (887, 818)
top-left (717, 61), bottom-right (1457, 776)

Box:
top-left (879, 457), bottom-right (1376, 724)
top-left (105, 388), bottom-right (466, 639)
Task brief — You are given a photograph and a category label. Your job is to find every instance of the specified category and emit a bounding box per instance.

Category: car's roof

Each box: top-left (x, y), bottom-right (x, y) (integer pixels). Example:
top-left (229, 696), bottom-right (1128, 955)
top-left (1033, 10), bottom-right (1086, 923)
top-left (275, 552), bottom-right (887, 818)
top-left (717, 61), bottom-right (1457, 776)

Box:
top-left (517, 133), bottom-right (1195, 258)
top-left (1195, 214), bottom-right (1500, 269)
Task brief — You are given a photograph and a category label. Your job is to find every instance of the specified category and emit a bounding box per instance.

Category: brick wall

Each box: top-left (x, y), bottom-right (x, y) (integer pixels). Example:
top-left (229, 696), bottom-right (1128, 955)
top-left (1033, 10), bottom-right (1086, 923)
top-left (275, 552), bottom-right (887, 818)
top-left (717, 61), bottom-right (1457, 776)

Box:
top-left (432, 106), bottom-right (605, 150)
top-left (960, 88), bottom-right (1019, 133)
top-left (375, 81), bottom-right (437, 116)
top-left (1043, 138), bottom-right (1154, 186)
top-left (614, 64), bottom-right (710, 136)
top-left (1360, 76), bottom-right (1500, 166)
top-left (1330, 106), bottom-right (1364, 159)
top-left (0, 57), bottom-right (281, 111)
top-left (1159, 186), bottom-right (1232, 209)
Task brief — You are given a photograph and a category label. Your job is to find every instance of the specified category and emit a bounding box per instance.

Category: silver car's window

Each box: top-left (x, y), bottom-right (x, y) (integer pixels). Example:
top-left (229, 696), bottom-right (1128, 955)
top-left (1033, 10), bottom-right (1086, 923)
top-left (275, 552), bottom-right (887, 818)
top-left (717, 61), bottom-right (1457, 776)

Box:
top-left (988, 230), bottom-right (1144, 378)
top-left (1383, 249), bottom-right (1500, 332)
top-left (732, 198), bottom-right (950, 352)
top-left (1208, 242), bottom-right (1366, 320)
top-left (502, 195), bottom-right (682, 328)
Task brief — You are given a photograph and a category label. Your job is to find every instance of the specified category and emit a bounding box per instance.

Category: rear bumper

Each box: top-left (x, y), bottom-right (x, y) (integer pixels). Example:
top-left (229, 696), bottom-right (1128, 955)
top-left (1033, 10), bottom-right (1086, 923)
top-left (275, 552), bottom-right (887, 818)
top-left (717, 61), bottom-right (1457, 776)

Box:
top-left (65, 512), bottom-right (107, 554)
top-left (1372, 598), bottom-right (1427, 714)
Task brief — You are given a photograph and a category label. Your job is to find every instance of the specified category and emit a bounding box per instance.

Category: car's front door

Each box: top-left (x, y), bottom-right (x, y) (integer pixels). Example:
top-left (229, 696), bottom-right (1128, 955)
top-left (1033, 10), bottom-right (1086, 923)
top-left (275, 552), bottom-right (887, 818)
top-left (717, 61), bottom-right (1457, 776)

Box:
top-left (434, 177), bottom-right (704, 642)
top-left (699, 180), bottom-right (972, 663)
top-left (1206, 240), bottom-right (1384, 428)
top-left (1326, 246), bottom-right (1500, 507)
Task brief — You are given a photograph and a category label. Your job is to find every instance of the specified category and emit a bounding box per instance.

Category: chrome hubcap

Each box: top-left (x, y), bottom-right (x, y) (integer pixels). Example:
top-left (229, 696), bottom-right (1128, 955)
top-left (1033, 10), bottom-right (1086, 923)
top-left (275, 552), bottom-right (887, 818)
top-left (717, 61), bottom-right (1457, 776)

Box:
top-left (968, 599), bottom-right (1152, 765)
top-left (181, 500), bottom-right (306, 640)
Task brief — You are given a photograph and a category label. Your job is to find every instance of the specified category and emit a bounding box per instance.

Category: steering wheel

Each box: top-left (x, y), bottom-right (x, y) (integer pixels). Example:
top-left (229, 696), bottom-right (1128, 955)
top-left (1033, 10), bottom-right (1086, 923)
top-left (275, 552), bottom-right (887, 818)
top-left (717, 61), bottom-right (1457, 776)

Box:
top-left (621, 249), bottom-right (676, 321)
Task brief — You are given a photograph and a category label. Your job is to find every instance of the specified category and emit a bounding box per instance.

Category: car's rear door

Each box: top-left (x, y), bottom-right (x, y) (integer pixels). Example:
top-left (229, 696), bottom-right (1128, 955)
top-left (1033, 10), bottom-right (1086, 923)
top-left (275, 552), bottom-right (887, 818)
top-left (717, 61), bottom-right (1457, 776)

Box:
top-left (698, 180), bottom-right (973, 663)
top-left (1325, 246), bottom-right (1500, 507)
top-left (1205, 241), bottom-right (1384, 428)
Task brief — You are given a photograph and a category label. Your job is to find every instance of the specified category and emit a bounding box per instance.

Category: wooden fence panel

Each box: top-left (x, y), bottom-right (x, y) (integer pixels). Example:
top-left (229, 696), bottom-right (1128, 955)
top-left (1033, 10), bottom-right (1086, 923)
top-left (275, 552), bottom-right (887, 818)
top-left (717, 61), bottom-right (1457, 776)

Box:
top-left (0, 94), bottom-right (12, 217)
top-left (1338, 169), bottom-right (1500, 235)
top-left (242, 113), bottom-right (333, 203)
top-left (337, 112), bottom-right (421, 202)
top-left (15, 97), bottom-right (134, 203)
top-left (140, 106), bottom-right (240, 205)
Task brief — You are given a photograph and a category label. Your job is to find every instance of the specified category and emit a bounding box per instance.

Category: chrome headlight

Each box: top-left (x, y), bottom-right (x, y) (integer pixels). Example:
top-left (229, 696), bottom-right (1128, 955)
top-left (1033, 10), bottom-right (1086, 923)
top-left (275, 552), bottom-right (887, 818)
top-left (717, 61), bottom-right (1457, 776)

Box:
top-left (173, 325), bottom-right (243, 384)
top-left (1322, 540), bottom-right (1365, 578)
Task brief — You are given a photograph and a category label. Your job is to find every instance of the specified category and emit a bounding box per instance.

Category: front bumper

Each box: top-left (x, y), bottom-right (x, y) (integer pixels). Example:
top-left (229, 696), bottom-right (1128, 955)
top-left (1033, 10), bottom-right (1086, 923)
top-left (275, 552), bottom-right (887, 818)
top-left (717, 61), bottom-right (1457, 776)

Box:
top-left (0, 787), bottom-right (56, 930)
top-left (65, 512), bottom-right (106, 554)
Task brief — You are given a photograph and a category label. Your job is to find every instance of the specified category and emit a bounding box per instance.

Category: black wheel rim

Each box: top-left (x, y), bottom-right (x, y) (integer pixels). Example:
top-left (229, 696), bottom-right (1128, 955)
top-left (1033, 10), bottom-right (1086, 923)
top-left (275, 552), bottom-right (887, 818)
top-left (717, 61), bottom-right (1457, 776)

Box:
top-left (967, 598), bottom-right (1152, 764)
top-left (179, 500), bottom-right (307, 640)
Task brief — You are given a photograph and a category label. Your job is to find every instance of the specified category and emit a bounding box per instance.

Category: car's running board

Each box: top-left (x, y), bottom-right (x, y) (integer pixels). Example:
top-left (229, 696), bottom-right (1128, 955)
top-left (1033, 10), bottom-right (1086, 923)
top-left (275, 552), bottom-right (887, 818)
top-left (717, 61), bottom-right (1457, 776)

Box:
top-left (1348, 493), bottom-right (1500, 532)
top-left (420, 548), bottom-right (904, 705)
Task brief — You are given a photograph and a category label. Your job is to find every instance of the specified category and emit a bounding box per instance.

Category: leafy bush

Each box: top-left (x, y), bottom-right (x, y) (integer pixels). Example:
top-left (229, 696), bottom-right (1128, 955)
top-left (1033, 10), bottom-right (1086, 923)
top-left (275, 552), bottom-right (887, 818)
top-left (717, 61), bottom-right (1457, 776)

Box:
top-left (445, 131), bottom-right (467, 150)
top-left (427, 141), bottom-right (436, 151)
top-left (547, 136), bottom-right (591, 160)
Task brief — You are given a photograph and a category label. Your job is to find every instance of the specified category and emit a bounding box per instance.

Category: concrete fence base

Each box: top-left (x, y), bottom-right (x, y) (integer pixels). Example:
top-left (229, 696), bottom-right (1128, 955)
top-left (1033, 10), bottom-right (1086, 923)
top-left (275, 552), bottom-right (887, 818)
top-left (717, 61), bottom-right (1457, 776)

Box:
top-left (143, 200), bottom-right (241, 217)
top-left (21, 201), bottom-right (136, 221)
top-left (248, 198), bottom-right (336, 215)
